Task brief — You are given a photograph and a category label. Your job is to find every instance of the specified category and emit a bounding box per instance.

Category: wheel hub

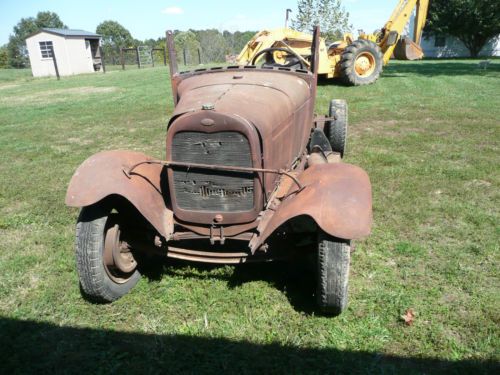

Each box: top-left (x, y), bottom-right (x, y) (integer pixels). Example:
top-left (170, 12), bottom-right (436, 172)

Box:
top-left (354, 52), bottom-right (376, 77)
top-left (103, 223), bottom-right (137, 282)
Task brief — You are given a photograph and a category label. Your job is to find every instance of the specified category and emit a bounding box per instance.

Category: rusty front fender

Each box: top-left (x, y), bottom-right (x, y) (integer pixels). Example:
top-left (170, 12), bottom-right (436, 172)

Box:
top-left (65, 150), bottom-right (173, 239)
top-left (252, 163), bottom-right (372, 249)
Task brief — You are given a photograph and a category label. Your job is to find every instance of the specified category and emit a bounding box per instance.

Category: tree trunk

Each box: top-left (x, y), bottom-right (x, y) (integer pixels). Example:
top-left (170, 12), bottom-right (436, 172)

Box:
top-left (461, 35), bottom-right (488, 58)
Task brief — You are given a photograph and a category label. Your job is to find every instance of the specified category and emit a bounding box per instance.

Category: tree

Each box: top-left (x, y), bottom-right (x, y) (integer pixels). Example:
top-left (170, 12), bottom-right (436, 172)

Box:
top-left (223, 30), bottom-right (257, 54)
top-left (0, 45), bottom-right (8, 68)
top-left (291, 0), bottom-right (351, 42)
top-left (425, 0), bottom-right (500, 57)
top-left (7, 11), bottom-right (66, 68)
top-left (96, 20), bottom-right (133, 48)
top-left (174, 31), bottom-right (201, 65)
top-left (96, 21), bottom-right (134, 65)
top-left (193, 29), bottom-right (229, 63)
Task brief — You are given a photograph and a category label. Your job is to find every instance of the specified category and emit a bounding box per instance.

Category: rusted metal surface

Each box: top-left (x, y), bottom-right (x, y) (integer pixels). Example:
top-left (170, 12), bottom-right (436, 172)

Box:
top-left (65, 150), bottom-right (174, 239)
top-left (103, 223), bottom-right (137, 282)
top-left (166, 110), bottom-right (264, 225)
top-left (67, 28), bottom-right (373, 269)
top-left (166, 247), bottom-right (250, 264)
top-left (170, 68), bottom-right (315, 197)
top-left (174, 219), bottom-right (258, 238)
top-left (172, 231), bottom-right (253, 241)
top-left (310, 26), bottom-right (320, 100)
top-left (249, 162), bottom-right (372, 252)
top-left (127, 160), bottom-right (303, 190)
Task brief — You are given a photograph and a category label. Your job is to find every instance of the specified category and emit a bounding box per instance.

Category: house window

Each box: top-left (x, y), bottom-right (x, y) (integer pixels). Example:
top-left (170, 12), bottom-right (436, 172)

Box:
top-left (435, 35), bottom-right (446, 47)
top-left (39, 41), bottom-right (54, 58)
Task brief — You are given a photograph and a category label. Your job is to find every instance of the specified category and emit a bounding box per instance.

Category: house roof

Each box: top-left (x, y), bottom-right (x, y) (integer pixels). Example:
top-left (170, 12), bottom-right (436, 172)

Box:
top-left (28, 28), bottom-right (101, 39)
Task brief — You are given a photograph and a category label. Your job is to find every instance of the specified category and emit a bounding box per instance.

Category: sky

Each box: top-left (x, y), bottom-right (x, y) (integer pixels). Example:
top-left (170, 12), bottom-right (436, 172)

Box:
top-left (0, 0), bottom-right (400, 46)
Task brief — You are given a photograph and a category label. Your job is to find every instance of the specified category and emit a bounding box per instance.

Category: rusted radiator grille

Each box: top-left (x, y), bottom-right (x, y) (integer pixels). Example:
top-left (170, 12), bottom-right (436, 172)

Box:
top-left (172, 131), bottom-right (254, 212)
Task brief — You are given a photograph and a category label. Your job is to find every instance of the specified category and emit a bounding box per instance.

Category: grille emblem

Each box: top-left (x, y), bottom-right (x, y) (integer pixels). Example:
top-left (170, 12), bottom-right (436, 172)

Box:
top-left (201, 118), bottom-right (215, 126)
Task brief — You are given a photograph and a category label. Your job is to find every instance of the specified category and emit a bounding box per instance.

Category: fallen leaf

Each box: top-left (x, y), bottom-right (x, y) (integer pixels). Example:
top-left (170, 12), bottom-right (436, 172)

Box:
top-left (401, 308), bottom-right (415, 326)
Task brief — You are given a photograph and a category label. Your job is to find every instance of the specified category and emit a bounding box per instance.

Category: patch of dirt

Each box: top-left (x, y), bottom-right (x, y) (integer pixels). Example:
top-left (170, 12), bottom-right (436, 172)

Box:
top-left (0, 86), bottom-right (118, 105)
top-left (355, 119), bottom-right (450, 137)
top-left (67, 137), bottom-right (94, 146)
top-left (464, 179), bottom-right (492, 188)
top-left (0, 84), bottom-right (20, 90)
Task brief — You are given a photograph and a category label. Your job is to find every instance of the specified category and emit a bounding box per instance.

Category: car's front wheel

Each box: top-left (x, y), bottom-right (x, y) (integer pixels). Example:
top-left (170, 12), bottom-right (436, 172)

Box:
top-left (75, 203), bottom-right (140, 302)
top-left (316, 230), bottom-right (351, 315)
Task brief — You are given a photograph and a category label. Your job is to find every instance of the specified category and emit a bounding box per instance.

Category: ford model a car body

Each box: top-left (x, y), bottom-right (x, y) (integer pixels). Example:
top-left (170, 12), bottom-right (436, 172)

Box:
top-left (66, 28), bottom-right (372, 315)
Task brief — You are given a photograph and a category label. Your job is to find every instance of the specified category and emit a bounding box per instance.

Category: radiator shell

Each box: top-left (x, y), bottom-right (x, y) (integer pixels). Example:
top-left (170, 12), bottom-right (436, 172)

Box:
top-left (166, 111), bottom-right (263, 225)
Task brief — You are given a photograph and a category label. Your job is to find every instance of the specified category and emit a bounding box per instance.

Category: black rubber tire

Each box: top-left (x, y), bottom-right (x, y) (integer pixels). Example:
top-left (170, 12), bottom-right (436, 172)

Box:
top-left (339, 40), bottom-right (383, 86)
top-left (250, 47), bottom-right (305, 70)
top-left (76, 204), bottom-right (140, 303)
top-left (356, 38), bottom-right (371, 45)
top-left (317, 231), bottom-right (351, 315)
top-left (324, 99), bottom-right (348, 157)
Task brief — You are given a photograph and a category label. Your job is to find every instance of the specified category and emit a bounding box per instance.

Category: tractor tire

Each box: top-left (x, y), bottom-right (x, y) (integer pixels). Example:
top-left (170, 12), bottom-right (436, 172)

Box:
top-left (324, 99), bottom-right (348, 157)
top-left (340, 40), bottom-right (383, 86)
top-left (76, 203), bottom-right (141, 303)
top-left (317, 230), bottom-right (351, 315)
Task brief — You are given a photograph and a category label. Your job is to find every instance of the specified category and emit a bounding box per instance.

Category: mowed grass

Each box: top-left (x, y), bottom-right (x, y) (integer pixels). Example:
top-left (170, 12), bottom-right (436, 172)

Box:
top-left (0, 60), bottom-right (498, 374)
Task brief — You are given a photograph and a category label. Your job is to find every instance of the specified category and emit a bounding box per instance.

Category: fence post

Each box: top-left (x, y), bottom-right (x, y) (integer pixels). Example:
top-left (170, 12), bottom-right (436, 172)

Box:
top-left (151, 49), bottom-right (154, 67)
top-left (136, 47), bottom-right (140, 69)
top-left (120, 48), bottom-right (125, 70)
top-left (163, 48), bottom-right (167, 66)
top-left (183, 48), bottom-right (187, 65)
top-left (99, 46), bottom-right (106, 73)
top-left (198, 48), bottom-right (201, 65)
top-left (50, 46), bottom-right (60, 80)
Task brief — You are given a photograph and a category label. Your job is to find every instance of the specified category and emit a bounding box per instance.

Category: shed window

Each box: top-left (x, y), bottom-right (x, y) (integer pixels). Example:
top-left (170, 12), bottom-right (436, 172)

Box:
top-left (39, 41), bottom-right (54, 58)
top-left (434, 36), bottom-right (446, 47)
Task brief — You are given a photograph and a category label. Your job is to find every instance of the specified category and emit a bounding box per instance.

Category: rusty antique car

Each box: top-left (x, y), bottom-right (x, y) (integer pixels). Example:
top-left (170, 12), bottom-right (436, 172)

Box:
top-left (66, 28), bottom-right (372, 315)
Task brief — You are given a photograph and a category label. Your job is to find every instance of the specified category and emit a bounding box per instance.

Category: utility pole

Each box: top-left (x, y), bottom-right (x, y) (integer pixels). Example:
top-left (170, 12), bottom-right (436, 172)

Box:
top-left (285, 9), bottom-right (292, 29)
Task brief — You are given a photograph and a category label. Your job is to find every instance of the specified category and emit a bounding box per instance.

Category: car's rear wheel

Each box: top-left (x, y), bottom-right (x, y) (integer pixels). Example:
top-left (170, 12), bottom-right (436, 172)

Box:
top-left (76, 203), bottom-right (140, 302)
top-left (324, 99), bottom-right (348, 157)
top-left (317, 230), bottom-right (351, 315)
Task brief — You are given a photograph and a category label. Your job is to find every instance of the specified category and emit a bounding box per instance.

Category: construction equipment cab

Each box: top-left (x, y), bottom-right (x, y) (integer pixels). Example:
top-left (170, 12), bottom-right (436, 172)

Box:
top-left (237, 0), bottom-right (429, 86)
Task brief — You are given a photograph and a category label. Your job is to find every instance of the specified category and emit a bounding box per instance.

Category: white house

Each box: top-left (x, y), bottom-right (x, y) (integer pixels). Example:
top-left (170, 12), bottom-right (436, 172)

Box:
top-left (26, 28), bottom-right (102, 77)
top-left (420, 34), bottom-right (500, 58)
top-left (403, 11), bottom-right (499, 58)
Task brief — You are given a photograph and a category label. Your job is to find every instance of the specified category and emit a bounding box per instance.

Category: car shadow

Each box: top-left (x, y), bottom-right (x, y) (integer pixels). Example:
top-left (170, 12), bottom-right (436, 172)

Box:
top-left (155, 255), bottom-right (318, 315)
top-left (0, 317), bottom-right (497, 374)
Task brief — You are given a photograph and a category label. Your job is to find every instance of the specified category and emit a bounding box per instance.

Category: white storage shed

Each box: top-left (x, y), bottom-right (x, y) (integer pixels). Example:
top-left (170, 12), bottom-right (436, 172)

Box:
top-left (26, 28), bottom-right (102, 77)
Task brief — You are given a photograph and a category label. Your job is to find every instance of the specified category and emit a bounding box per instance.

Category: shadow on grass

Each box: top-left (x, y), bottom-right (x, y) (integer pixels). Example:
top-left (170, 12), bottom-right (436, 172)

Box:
top-left (317, 61), bottom-right (499, 86)
top-left (158, 255), bottom-right (317, 315)
top-left (383, 61), bottom-right (500, 77)
top-left (0, 317), bottom-right (497, 374)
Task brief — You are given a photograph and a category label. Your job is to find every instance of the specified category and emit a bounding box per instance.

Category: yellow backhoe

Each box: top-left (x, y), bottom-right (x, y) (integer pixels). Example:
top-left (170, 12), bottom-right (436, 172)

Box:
top-left (237, 0), bottom-right (429, 85)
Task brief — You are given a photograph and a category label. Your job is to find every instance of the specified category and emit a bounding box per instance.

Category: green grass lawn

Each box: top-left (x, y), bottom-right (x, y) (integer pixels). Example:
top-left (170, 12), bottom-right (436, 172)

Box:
top-left (0, 60), bottom-right (499, 374)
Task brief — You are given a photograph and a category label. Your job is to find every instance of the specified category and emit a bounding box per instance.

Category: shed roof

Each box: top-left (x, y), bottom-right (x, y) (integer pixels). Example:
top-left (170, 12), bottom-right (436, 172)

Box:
top-left (28, 28), bottom-right (101, 39)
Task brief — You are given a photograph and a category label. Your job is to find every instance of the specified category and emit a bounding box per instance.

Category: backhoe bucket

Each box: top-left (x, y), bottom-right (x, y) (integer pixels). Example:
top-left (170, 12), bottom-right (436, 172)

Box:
top-left (393, 37), bottom-right (424, 60)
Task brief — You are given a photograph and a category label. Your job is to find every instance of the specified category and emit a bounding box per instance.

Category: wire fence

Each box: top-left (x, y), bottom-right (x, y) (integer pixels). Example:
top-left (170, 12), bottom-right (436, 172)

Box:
top-left (101, 44), bottom-right (238, 72)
